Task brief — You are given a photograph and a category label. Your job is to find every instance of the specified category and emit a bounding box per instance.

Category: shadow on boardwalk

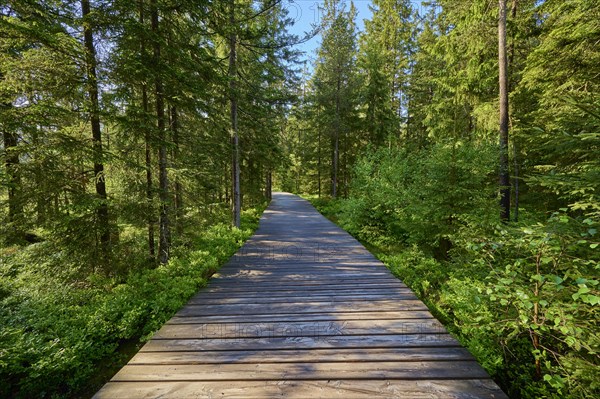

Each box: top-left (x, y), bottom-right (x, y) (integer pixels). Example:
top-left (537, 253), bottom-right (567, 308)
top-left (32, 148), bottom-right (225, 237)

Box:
top-left (94, 192), bottom-right (508, 398)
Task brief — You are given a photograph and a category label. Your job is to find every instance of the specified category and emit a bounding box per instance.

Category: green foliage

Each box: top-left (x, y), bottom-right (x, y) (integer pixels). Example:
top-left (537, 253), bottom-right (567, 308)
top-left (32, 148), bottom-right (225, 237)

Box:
top-left (335, 142), bottom-right (498, 254)
top-left (463, 213), bottom-right (600, 398)
top-left (358, 0), bottom-right (413, 147)
top-left (380, 246), bottom-right (447, 300)
top-left (0, 207), bottom-right (262, 398)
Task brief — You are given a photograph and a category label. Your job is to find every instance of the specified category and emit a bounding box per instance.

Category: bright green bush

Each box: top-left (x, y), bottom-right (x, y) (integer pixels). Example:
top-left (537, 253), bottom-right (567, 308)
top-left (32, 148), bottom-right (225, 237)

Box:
top-left (0, 207), bottom-right (263, 398)
top-left (336, 142), bottom-right (498, 254)
top-left (460, 212), bottom-right (599, 398)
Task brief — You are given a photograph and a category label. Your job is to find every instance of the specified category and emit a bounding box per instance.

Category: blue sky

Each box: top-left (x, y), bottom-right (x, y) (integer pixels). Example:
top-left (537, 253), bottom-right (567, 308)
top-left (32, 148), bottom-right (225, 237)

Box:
top-left (284, 0), bottom-right (425, 65)
top-left (284, 0), bottom-right (372, 64)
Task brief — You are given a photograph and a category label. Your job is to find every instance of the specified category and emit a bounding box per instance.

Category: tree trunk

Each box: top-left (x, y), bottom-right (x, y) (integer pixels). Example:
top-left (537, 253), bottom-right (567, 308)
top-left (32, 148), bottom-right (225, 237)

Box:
top-left (151, 0), bottom-right (171, 263)
top-left (332, 77), bottom-right (340, 198)
top-left (265, 170), bottom-right (272, 201)
top-left (170, 105), bottom-right (183, 236)
top-left (317, 110), bottom-right (321, 198)
top-left (509, 0), bottom-right (519, 222)
top-left (139, 0), bottom-right (155, 260)
top-left (143, 86), bottom-right (156, 258)
top-left (498, 0), bottom-right (510, 221)
top-left (81, 0), bottom-right (110, 261)
top-left (229, 0), bottom-right (241, 228)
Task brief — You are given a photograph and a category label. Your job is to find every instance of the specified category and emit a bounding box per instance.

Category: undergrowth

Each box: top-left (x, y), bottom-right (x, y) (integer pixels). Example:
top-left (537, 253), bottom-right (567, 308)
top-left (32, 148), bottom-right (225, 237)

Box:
top-left (0, 206), bottom-right (264, 398)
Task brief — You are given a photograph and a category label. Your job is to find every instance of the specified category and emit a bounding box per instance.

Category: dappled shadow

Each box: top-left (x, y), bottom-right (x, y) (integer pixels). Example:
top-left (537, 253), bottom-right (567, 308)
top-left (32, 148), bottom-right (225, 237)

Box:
top-left (94, 192), bottom-right (508, 399)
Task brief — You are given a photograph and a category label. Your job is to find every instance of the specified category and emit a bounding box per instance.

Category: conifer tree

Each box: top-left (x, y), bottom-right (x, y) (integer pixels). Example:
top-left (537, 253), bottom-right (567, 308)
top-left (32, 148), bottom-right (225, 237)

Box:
top-left (313, 0), bottom-right (358, 197)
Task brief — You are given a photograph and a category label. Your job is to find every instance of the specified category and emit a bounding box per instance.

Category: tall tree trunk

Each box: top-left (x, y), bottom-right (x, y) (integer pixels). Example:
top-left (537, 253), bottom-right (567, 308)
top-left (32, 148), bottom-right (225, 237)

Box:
top-left (317, 107), bottom-right (322, 198)
top-left (265, 170), bottom-right (272, 201)
top-left (143, 87), bottom-right (156, 258)
top-left (81, 0), bottom-right (110, 261)
top-left (170, 105), bottom-right (183, 236)
top-left (343, 126), bottom-right (349, 198)
top-left (229, 0), bottom-right (241, 228)
top-left (151, 0), bottom-right (171, 263)
top-left (317, 127), bottom-right (321, 198)
top-left (1, 110), bottom-right (23, 234)
top-left (224, 167), bottom-right (230, 204)
top-left (509, 0), bottom-right (519, 222)
top-left (332, 76), bottom-right (340, 198)
top-left (29, 127), bottom-right (46, 224)
top-left (498, 0), bottom-right (510, 221)
top-left (139, 0), bottom-right (155, 259)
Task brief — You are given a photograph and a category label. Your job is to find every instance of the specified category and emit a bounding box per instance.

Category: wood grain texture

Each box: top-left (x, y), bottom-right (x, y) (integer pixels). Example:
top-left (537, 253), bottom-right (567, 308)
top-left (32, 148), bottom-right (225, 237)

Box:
top-left (94, 192), bottom-right (507, 399)
top-left (95, 380), bottom-right (509, 399)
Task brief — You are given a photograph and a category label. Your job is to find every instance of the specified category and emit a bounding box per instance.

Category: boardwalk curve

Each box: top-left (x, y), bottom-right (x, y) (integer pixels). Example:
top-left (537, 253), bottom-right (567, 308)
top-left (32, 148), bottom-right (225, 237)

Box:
top-left (94, 192), bottom-right (507, 398)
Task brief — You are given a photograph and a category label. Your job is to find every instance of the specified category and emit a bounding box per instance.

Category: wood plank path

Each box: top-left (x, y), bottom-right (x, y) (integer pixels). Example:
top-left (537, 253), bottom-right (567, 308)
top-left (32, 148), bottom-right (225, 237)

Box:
top-left (94, 192), bottom-right (508, 398)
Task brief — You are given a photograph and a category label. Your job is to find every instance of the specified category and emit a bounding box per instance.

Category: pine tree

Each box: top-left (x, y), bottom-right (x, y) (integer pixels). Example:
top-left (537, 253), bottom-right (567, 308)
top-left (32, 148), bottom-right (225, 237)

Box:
top-left (81, 0), bottom-right (112, 259)
top-left (519, 0), bottom-right (600, 218)
top-left (313, 0), bottom-right (358, 198)
top-left (359, 0), bottom-right (414, 146)
top-left (498, 0), bottom-right (510, 221)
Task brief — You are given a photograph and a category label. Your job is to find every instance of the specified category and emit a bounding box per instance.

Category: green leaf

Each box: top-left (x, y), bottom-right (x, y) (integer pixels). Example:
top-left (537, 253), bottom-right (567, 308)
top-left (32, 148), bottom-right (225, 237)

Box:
top-left (582, 295), bottom-right (599, 305)
top-left (540, 257), bottom-right (552, 265)
top-left (551, 275), bottom-right (564, 285)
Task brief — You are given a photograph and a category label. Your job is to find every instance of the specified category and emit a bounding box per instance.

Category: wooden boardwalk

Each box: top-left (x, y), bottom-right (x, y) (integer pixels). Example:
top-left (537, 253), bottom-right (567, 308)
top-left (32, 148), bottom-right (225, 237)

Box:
top-left (94, 193), bottom-right (507, 398)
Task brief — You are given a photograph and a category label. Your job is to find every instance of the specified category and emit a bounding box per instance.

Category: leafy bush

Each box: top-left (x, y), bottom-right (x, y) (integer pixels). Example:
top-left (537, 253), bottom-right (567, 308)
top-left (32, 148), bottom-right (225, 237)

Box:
top-left (460, 212), bottom-right (599, 398)
top-left (335, 142), bottom-right (498, 255)
top-left (0, 207), bottom-right (263, 398)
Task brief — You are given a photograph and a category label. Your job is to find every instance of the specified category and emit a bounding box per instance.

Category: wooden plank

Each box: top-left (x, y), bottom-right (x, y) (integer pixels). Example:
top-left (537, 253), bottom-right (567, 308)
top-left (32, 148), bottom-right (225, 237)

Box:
top-left (153, 319), bottom-right (447, 339)
top-left (216, 271), bottom-right (390, 277)
top-left (210, 276), bottom-right (397, 284)
top-left (94, 380), bottom-right (507, 399)
top-left (211, 276), bottom-right (391, 284)
top-left (203, 286), bottom-right (402, 293)
top-left (199, 284), bottom-right (412, 296)
top-left (175, 300), bottom-right (429, 317)
top-left (168, 311), bottom-right (436, 324)
top-left (221, 260), bottom-right (388, 266)
top-left (187, 292), bottom-right (418, 305)
top-left (111, 361), bottom-right (491, 381)
top-left (205, 281), bottom-right (407, 291)
top-left (215, 265), bottom-right (393, 272)
top-left (141, 334), bottom-right (460, 352)
top-left (129, 347), bottom-right (475, 365)
top-left (191, 287), bottom-right (414, 299)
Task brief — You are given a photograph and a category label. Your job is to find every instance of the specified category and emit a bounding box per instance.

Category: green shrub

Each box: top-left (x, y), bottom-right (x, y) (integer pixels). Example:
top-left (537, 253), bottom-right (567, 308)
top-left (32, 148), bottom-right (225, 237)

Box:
top-left (336, 142), bottom-right (498, 255)
top-left (463, 212), bottom-right (599, 398)
top-left (0, 206), bottom-right (263, 398)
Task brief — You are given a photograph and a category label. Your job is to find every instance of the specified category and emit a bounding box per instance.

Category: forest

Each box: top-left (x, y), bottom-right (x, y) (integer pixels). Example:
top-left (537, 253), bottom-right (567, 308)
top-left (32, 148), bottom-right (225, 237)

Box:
top-left (0, 0), bottom-right (598, 398)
